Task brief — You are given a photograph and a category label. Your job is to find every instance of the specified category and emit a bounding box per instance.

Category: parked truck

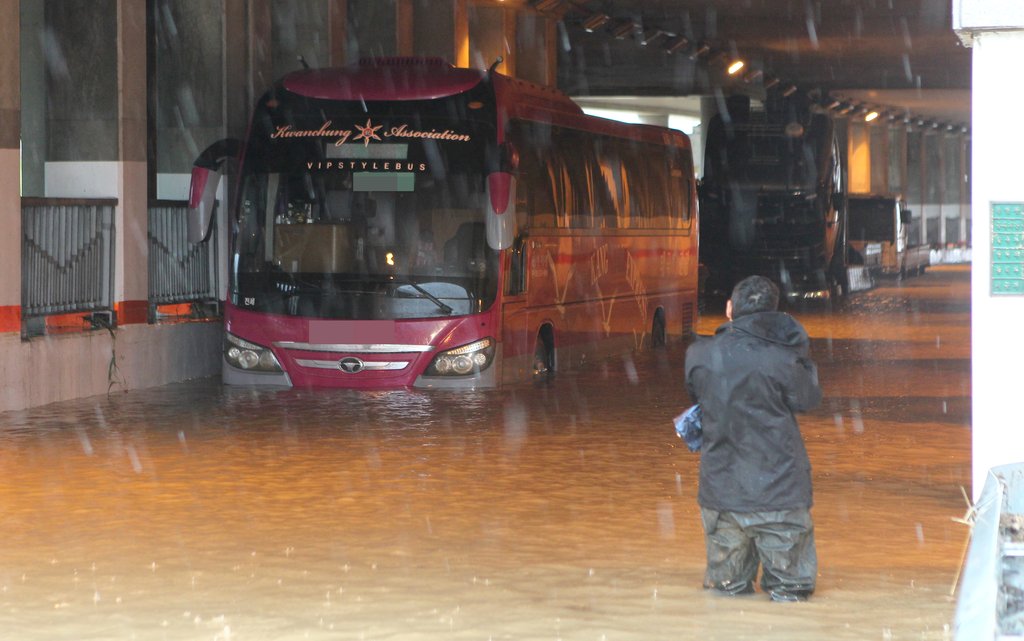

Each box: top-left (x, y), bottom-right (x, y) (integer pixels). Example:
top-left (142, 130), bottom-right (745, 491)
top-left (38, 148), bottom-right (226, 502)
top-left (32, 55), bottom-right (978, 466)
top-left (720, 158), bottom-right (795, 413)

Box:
top-left (846, 194), bottom-right (929, 278)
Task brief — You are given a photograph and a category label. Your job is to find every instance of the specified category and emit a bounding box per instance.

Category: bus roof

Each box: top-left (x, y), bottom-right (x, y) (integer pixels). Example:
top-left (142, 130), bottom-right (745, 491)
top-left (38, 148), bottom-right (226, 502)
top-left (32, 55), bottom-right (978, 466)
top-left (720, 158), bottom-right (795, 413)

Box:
top-left (278, 57), bottom-right (689, 150)
top-left (282, 57), bottom-right (487, 101)
top-left (488, 71), bottom-right (688, 148)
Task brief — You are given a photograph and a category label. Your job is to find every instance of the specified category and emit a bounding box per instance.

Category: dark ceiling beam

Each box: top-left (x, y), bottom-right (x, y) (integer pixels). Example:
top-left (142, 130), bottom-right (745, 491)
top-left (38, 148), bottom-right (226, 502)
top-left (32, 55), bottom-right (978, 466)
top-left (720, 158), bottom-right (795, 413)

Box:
top-left (547, 0), bottom-right (970, 125)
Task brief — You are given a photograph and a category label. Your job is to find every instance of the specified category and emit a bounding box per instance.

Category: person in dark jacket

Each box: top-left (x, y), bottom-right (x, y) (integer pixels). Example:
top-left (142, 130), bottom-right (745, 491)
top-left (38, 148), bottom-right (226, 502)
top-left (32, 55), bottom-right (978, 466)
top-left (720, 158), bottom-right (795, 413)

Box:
top-left (684, 275), bottom-right (822, 602)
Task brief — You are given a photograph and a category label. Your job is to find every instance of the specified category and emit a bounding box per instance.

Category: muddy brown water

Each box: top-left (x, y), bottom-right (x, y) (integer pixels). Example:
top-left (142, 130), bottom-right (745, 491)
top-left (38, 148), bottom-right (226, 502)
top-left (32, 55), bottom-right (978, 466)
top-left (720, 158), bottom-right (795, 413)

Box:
top-left (0, 266), bottom-right (970, 640)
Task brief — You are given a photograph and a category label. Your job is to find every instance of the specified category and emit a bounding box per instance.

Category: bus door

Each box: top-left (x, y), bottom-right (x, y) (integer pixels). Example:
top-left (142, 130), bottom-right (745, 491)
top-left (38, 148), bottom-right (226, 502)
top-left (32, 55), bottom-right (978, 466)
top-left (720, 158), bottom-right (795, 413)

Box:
top-left (499, 231), bottom-right (537, 383)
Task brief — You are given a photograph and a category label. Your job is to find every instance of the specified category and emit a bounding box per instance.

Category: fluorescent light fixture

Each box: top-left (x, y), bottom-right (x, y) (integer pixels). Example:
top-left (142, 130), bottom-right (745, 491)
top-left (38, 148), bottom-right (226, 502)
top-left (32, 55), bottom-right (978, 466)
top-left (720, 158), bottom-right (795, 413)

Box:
top-left (582, 13), bottom-right (609, 32)
top-left (611, 20), bottom-right (635, 39)
top-left (665, 36), bottom-right (689, 53)
top-left (864, 111), bottom-right (879, 122)
top-left (727, 60), bottom-right (745, 75)
top-left (642, 30), bottom-right (667, 46)
top-left (532, 0), bottom-right (562, 11)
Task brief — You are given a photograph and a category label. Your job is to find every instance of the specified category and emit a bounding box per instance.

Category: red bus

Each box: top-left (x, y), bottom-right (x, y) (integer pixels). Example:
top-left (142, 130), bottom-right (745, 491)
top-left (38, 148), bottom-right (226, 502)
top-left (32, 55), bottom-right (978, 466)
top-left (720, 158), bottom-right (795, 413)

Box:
top-left (189, 57), bottom-right (698, 389)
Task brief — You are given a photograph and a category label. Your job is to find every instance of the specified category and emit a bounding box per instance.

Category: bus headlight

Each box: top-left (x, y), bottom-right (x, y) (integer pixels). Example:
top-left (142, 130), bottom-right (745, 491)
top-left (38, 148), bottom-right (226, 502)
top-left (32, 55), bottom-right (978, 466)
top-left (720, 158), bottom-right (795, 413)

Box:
top-left (225, 333), bottom-right (284, 372)
top-left (424, 338), bottom-right (495, 377)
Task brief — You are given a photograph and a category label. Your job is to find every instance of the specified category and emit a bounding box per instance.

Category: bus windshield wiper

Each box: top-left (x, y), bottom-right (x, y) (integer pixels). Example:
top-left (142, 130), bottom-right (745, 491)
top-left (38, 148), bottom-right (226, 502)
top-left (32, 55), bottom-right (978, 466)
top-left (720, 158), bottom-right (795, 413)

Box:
top-left (392, 277), bottom-right (453, 315)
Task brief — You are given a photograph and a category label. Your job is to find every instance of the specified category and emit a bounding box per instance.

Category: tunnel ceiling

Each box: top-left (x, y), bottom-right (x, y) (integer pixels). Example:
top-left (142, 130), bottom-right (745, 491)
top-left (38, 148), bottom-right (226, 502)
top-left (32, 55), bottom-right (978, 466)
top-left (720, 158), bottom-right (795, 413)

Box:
top-left (547, 0), bottom-right (971, 126)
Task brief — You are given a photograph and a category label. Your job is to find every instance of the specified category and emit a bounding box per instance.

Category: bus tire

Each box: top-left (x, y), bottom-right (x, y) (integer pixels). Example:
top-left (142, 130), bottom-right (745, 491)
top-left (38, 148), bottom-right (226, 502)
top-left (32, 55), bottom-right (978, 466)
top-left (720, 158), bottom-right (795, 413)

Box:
top-left (533, 326), bottom-right (555, 384)
top-left (651, 309), bottom-right (667, 348)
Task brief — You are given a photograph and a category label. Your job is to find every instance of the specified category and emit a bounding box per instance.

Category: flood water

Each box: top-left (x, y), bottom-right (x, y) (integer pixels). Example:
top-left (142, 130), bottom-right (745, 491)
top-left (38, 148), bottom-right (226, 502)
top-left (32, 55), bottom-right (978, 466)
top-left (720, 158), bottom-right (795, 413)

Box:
top-left (0, 265), bottom-right (971, 640)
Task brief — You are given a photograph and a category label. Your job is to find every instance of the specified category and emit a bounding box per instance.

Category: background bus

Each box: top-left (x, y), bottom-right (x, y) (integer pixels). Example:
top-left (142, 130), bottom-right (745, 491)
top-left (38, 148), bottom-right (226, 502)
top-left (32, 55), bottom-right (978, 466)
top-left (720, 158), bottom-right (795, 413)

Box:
top-left (846, 194), bottom-right (930, 278)
top-left (699, 94), bottom-right (847, 303)
top-left (189, 57), bottom-right (699, 389)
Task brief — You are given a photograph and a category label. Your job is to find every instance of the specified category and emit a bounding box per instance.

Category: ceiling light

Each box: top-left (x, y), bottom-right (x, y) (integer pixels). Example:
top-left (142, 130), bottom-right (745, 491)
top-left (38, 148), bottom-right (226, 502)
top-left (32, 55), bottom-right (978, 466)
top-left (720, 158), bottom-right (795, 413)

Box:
top-left (864, 111), bottom-right (879, 122)
top-left (582, 13), bottom-right (609, 32)
top-left (743, 69), bottom-right (763, 83)
top-left (642, 30), bottom-right (667, 46)
top-left (611, 19), bottom-right (635, 39)
top-left (689, 43), bottom-right (710, 60)
top-left (763, 77), bottom-right (780, 90)
top-left (532, 0), bottom-right (563, 11)
top-left (665, 36), bottom-right (689, 54)
top-left (782, 84), bottom-right (798, 97)
top-left (727, 60), bottom-right (745, 75)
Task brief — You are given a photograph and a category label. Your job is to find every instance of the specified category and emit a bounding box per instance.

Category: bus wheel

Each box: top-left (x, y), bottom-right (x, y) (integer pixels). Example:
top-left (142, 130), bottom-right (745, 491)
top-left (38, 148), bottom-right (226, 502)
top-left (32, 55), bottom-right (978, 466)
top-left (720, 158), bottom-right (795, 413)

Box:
top-left (651, 309), bottom-right (667, 348)
top-left (533, 326), bottom-right (554, 384)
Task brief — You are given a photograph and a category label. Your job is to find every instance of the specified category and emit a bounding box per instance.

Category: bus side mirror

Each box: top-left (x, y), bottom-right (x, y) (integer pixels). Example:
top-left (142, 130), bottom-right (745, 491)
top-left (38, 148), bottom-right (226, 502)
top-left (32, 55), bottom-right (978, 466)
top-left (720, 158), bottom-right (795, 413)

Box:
top-left (187, 138), bottom-right (240, 243)
top-left (485, 171), bottom-right (516, 250)
top-left (188, 165), bottom-right (220, 243)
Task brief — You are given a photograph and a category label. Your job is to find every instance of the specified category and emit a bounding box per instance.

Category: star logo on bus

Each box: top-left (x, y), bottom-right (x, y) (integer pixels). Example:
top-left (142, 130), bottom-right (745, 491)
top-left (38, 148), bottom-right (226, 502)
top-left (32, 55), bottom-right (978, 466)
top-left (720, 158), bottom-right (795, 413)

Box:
top-left (353, 119), bottom-right (383, 147)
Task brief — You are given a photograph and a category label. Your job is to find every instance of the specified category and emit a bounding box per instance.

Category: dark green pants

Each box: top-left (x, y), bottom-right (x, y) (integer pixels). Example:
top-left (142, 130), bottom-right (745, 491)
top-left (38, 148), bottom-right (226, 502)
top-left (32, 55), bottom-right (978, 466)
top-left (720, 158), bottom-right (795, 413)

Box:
top-left (700, 507), bottom-right (817, 599)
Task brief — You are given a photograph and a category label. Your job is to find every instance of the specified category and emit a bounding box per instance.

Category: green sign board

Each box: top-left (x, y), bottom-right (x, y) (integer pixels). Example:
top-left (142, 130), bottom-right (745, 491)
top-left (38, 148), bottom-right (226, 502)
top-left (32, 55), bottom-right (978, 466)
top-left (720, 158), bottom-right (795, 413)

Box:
top-left (992, 203), bottom-right (1024, 295)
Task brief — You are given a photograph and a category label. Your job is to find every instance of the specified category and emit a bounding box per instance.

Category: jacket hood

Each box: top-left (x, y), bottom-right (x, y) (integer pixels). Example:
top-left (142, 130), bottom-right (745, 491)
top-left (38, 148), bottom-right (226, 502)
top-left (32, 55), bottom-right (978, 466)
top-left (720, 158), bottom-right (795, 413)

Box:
top-left (718, 311), bottom-right (810, 349)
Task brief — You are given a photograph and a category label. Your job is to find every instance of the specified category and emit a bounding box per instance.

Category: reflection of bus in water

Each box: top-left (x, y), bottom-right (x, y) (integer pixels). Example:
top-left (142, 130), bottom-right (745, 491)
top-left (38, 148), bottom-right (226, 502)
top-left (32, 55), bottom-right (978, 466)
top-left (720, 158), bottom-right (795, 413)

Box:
top-left (189, 57), bottom-right (699, 388)
top-left (699, 95), bottom-right (846, 302)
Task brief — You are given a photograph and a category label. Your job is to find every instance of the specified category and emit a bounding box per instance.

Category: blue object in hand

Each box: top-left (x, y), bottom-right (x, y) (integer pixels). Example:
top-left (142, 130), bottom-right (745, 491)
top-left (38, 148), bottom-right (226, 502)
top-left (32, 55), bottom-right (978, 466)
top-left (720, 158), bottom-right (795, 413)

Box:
top-left (674, 404), bottom-right (703, 452)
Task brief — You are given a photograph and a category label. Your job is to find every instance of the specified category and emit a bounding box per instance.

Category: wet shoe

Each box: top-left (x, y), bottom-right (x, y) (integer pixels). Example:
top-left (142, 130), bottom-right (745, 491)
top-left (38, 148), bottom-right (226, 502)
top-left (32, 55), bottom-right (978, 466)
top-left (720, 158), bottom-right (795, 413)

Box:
top-left (769, 588), bottom-right (812, 602)
top-left (707, 580), bottom-right (755, 596)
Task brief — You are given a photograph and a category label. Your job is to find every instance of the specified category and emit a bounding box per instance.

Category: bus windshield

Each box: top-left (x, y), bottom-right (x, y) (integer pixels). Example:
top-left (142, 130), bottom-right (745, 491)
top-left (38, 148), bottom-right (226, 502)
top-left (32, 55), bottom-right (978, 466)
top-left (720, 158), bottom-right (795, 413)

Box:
top-left (704, 114), bottom-right (833, 193)
top-left (847, 198), bottom-right (896, 241)
top-left (232, 88), bottom-right (499, 320)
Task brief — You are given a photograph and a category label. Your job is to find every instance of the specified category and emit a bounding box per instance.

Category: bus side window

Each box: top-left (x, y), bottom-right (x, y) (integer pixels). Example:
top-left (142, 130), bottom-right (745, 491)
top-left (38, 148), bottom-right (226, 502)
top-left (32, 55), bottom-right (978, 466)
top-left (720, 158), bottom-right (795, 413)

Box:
top-left (597, 139), bottom-right (627, 228)
top-left (555, 128), bottom-right (599, 229)
top-left (511, 122), bottom-right (556, 229)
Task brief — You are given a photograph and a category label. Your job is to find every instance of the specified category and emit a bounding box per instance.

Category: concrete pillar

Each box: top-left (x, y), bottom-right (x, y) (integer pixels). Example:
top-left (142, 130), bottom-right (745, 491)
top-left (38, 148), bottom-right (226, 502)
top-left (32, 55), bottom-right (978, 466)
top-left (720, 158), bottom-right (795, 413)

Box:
top-left (0, 0), bottom-right (19, 335)
top-left (408, 0), bottom-right (458, 63)
top-left (329, 0), bottom-right (347, 65)
top-left (19, 0), bottom-right (43, 198)
top-left (345, 0), bottom-right (396, 61)
top-left (848, 119), bottom-right (871, 194)
top-left (954, 2), bottom-right (1024, 499)
top-left (961, 133), bottom-right (970, 246)
top-left (116, 0), bottom-right (150, 325)
top-left (911, 129), bottom-right (927, 246)
top-left (454, 0), bottom-right (468, 67)
top-left (397, 0), bottom-right (413, 56)
top-left (466, 3), bottom-right (506, 72)
top-left (269, 0), bottom-right (330, 78)
top-left (515, 10), bottom-right (556, 86)
top-left (251, 0), bottom-right (274, 94)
